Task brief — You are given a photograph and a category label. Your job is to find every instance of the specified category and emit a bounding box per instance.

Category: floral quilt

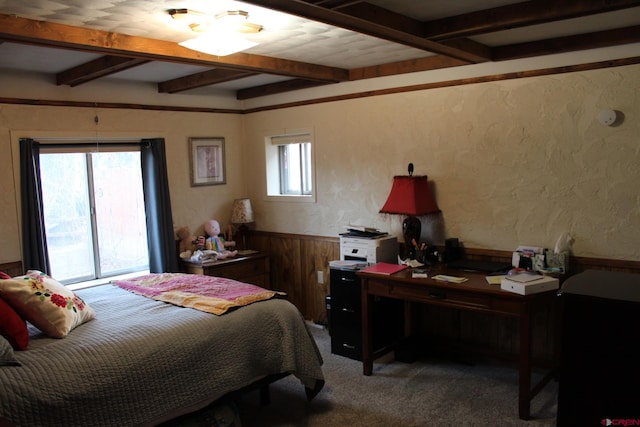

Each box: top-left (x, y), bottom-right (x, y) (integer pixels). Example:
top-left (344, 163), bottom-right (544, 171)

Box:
top-left (112, 273), bottom-right (285, 315)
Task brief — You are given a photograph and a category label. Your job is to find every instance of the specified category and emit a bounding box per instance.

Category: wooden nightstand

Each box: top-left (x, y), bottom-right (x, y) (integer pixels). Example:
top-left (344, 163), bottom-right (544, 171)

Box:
top-left (182, 252), bottom-right (271, 288)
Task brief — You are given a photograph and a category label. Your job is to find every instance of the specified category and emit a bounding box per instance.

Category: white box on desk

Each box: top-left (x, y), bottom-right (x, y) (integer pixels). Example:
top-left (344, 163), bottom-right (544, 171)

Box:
top-left (501, 275), bottom-right (559, 295)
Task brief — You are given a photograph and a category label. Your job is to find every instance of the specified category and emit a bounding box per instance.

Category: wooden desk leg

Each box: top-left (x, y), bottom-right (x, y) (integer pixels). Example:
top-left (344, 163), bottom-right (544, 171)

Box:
top-left (404, 301), bottom-right (413, 337)
top-left (361, 280), bottom-right (373, 376)
top-left (518, 301), bottom-right (532, 420)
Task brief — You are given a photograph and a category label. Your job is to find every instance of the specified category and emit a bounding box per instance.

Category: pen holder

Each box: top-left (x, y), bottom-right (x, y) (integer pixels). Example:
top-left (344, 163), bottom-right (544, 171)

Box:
top-left (417, 245), bottom-right (438, 265)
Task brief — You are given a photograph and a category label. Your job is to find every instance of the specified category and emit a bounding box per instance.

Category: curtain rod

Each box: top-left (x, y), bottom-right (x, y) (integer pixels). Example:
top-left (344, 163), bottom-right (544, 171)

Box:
top-left (35, 142), bottom-right (143, 148)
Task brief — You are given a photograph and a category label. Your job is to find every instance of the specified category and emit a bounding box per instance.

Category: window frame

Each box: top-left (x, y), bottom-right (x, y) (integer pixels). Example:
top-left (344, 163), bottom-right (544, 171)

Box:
top-left (264, 129), bottom-right (316, 203)
top-left (38, 142), bottom-right (150, 284)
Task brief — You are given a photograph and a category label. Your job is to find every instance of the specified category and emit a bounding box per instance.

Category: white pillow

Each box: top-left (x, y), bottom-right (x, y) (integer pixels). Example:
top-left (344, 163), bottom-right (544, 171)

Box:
top-left (0, 270), bottom-right (95, 338)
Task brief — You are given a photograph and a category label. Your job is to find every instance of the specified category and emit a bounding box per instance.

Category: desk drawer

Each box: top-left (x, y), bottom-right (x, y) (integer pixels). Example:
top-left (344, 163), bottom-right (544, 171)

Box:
top-left (331, 328), bottom-right (362, 360)
top-left (331, 293), bottom-right (362, 360)
top-left (368, 280), bottom-right (491, 310)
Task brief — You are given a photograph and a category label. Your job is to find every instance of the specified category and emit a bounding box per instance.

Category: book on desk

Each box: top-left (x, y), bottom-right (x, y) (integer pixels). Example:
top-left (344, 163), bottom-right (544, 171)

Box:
top-left (360, 262), bottom-right (408, 275)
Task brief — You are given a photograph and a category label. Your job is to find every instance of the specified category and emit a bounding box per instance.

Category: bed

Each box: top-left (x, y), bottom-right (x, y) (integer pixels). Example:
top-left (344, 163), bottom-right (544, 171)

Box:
top-left (0, 265), bottom-right (324, 426)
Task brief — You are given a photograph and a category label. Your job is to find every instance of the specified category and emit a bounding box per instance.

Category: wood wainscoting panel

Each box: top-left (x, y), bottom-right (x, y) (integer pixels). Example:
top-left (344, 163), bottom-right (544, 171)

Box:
top-left (0, 261), bottom-right (23, 277)
top-left (301, 238), bottom-right (340, 325)
top-left (247, 231), bottom-right (339, 324)
top-left (265, 236), bottom-right (303, 308)
top-left (246, 230), bottom-right (638, 364)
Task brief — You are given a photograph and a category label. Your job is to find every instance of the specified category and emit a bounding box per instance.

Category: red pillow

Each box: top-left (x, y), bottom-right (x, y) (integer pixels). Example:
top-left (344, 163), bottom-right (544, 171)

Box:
top-left (0, 297), bottom-right (29, 350)
top-left (0, 272), bottom-right (10, 279)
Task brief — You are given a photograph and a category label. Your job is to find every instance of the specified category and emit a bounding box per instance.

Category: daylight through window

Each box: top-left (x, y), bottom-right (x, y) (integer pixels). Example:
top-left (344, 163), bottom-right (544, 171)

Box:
top-left (265, 132), bottom-right (315, 200)
top-left (39, 149), bottom-right (149, 284)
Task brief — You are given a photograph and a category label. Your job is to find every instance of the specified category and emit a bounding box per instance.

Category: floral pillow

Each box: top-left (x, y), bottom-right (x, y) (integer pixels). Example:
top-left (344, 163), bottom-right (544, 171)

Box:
top-left (0, 297), bottom-right (29, 350)
top-left (0, 270), bottom-right (95, 338)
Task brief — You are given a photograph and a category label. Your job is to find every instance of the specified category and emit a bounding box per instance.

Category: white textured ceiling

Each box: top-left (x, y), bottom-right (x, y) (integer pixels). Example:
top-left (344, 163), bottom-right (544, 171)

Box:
top-left (1, 0), bottom-right (640, 102)
top-left (0, 0), bottom-right (432, 67)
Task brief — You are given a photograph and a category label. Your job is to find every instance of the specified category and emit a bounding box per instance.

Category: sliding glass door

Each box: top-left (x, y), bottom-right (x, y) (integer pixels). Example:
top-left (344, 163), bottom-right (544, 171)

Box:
top-left (39, 150), bottom-right (149, 283)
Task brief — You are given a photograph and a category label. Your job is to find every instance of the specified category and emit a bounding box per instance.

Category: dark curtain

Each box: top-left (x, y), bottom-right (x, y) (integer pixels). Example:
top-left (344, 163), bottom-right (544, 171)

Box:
top-left (141, 138), bottom-right (178, 273)
top-left (19, 138), bottom-right (51, 274)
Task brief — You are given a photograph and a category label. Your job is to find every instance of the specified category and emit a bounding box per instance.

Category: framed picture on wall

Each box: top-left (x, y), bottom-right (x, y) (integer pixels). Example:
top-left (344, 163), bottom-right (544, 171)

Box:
top-left (189, 137), bottom-right (226, 186)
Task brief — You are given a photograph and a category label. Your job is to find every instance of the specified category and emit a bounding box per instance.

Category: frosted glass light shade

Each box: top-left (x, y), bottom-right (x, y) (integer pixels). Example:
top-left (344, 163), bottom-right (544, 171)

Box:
top-left (179, 34), bottom-right (258, 56)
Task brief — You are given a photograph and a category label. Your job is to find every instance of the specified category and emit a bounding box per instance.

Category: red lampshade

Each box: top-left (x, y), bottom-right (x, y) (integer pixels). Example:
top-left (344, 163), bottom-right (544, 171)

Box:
top-left (379, 175), bottom-right (440, 216)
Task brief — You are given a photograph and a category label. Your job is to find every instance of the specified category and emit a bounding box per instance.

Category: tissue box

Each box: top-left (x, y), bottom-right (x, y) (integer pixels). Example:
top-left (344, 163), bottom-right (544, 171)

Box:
top-left (501, 275), bottom-right (559, 295)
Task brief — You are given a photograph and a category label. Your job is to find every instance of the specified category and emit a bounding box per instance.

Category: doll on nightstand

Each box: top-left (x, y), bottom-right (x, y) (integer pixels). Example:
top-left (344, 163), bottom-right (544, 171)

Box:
top-left (204, 220), bottom-right (238, 259)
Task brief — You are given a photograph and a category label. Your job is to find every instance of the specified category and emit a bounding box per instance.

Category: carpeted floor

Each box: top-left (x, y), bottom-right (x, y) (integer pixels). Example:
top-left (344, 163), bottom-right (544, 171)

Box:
top-left (233, 324), bottom-right (558, 426)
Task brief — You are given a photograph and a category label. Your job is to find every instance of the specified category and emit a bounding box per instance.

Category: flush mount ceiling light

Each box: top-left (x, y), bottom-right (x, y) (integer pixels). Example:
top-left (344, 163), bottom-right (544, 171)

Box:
top-left (169, 8), bottom-right (262, 34)
top-left (169, 8), bottom-right (262, 56)
top-left (179, 34), bottom-right (259, 56)
top-left (214, 10), bottom-right (262, 33)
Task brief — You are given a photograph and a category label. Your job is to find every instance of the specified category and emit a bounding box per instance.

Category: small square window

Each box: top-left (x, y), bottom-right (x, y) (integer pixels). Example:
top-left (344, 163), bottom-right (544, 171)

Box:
top-left (278, 142), bottom-right (312, 195)
top-left (265, 132), bottom-right (315, 202)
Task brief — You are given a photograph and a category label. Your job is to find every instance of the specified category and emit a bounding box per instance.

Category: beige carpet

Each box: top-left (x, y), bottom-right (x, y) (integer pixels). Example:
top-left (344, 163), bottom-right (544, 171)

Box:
top-left (233, 324), bottom-right (558, 427)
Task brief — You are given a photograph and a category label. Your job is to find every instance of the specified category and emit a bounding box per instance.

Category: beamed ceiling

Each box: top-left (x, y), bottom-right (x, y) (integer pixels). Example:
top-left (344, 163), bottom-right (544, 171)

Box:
top-left (0, 0), bottom-right (640, 104)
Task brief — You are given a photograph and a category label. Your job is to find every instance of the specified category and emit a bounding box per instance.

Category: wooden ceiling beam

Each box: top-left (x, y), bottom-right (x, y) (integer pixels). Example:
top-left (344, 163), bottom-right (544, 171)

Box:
top-left (326, 2), bottom-right (493, 61)
top-left (349, 55), bottom-right (469, 80)
top-left (0, 13), bottom-right (349, 83)
top-left (158, 69), bottom-right (258, 93)
top-left (239, 55), bottom-right (470, 99)
top-left (238, 0), bottom-right (491, 62)
top-left (493, 25), bottom-right (640, 61)
top-left (333, 2), bottom-right (426, 37)
top-left (440, 39), bottom-right (492, 63)
top-left (56, 55), bottom-right (149, 86)
top-left (423, 0), bottom-right (640, 41)
top-left (305, 0), bottom-right (364, 8)
top-left (237, 79), bottom-right (332, 100)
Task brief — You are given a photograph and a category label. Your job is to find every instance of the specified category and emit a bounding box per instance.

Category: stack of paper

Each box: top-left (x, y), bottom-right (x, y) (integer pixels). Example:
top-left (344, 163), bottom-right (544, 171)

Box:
top-left (485, 275), bottom-right (507, 285)
top-left (329, 260), bottom-right (368, 270)
top-left (432, 274), bottom-right (468, 283)
top-left (345, 224), bottom-right (381, 233)
top-left (412, 269), bottom-right (429, 278)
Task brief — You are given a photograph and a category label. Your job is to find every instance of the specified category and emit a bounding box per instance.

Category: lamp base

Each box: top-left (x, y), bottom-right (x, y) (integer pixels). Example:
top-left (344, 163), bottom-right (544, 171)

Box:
top-left (236, 224), bottom-right (249, 250)
top-left (402, 216), bottom-right (422, 259)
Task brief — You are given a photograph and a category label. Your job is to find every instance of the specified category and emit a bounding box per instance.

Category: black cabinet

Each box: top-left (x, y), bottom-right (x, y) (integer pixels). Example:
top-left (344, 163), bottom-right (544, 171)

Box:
top-left (557, 270), bottom-right (640, 426)
top-left (329, 267), bottom-right (402, 360)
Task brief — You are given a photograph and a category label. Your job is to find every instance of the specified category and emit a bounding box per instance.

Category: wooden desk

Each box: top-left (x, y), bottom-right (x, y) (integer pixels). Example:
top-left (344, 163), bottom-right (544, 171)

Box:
top-left (357, 267), bottom-right (558, 420)
top-left (182, 252), bottom-right (271, 288)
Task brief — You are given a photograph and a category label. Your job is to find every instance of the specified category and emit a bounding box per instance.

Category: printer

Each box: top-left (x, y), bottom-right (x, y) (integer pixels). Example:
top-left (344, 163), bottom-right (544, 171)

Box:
top-left (340, 234), bottom-right (398, 265)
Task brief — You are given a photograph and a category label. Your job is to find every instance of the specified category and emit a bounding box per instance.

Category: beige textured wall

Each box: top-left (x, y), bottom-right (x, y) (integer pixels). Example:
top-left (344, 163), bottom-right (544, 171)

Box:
top-left (1, 64), bottom-right (639, 263)
top-left (0, 105), bottom-right (244, 263)
top-left (243, 65), bottom-right (640, 260)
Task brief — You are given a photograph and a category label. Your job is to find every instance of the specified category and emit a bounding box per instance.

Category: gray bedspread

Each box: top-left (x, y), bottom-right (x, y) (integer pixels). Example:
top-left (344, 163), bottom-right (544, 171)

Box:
top-left (0, 284), bottom-right (324, 426)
